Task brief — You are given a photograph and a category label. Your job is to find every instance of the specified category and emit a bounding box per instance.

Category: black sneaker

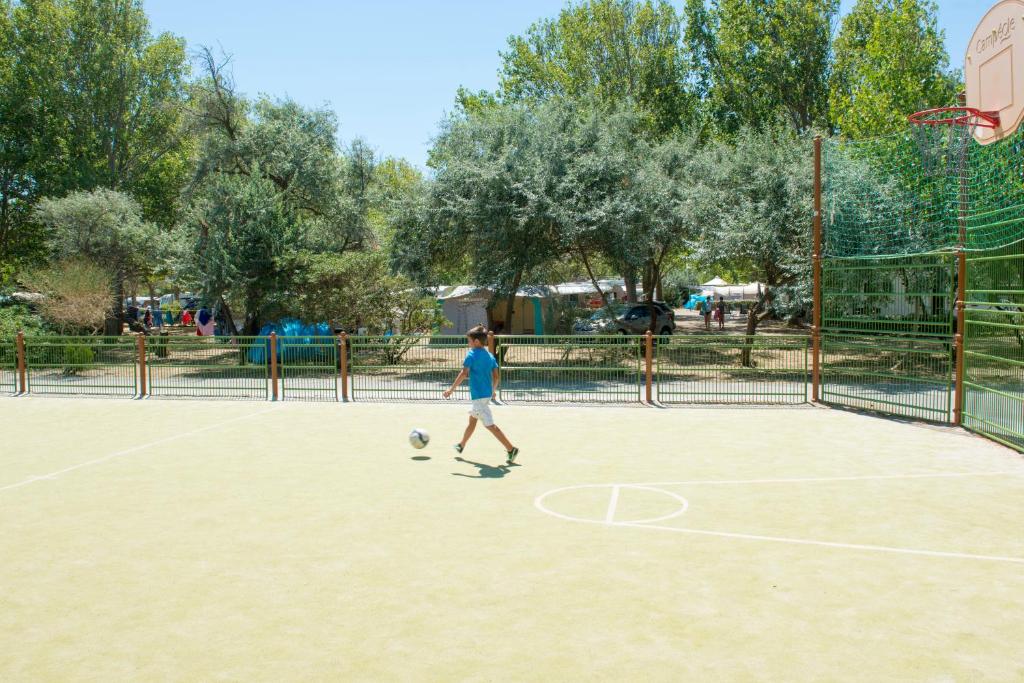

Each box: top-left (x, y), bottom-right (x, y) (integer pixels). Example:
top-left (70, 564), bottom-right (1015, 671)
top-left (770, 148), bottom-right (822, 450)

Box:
top-left (506, 447), bottom-right (519, 464)
top-left (453, 444), bottom-right (464, 454)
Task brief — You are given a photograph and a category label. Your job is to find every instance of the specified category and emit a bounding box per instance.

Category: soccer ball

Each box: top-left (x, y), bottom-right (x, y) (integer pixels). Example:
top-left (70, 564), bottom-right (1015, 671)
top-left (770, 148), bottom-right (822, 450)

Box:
top-left (409, 428), bottom-right (430, 449)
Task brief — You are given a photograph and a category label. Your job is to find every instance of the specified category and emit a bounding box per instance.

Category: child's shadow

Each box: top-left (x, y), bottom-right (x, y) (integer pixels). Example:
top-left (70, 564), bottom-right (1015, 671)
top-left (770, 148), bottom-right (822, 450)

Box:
top-left (452, 456), bottom-right (511, 479)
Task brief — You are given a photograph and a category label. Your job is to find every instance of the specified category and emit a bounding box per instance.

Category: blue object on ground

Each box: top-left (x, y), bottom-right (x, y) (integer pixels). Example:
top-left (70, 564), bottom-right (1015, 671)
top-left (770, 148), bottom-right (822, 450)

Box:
top-left (247, 318), bottom-right (333, 363)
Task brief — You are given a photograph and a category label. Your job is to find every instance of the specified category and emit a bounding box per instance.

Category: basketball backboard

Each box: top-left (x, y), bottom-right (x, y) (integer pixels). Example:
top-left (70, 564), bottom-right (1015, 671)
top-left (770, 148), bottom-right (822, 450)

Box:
top-left (966, 0), bottom-right (1024, 144)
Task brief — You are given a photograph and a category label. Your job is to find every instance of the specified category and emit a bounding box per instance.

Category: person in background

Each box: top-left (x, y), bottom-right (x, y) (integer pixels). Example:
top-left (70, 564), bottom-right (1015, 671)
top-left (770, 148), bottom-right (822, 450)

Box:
top-left (701, 297), bottom-right (712, 331)
top-left (716, 296), bottom-right (726, 330)
top-left (196, 308), bottom-right (215, 336)
top-left (181, 309), bottom-right (193, 326)
top-left (143, 307), bottom-right (153, 330)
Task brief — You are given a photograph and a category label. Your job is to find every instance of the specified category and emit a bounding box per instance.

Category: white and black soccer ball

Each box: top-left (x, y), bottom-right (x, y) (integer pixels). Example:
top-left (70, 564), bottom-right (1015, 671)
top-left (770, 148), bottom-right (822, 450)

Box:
top-left (409, 428), bottom-right (430, 449)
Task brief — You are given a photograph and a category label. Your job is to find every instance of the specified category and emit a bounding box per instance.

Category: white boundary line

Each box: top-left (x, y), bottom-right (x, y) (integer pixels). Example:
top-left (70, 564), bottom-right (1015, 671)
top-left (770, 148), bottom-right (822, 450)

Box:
top-left (534, 471), bottom-right (1024, 564)
top-left (1, 405), bottom-right (280, 493)
top-left (537, 484), bottom-right (690, 525)
top-left (614, 522), bottom-right (1024, 565)
top-left (604, 485), bottom-right (620, 523)
top-left (627, 470), bottom-right (1024, 487)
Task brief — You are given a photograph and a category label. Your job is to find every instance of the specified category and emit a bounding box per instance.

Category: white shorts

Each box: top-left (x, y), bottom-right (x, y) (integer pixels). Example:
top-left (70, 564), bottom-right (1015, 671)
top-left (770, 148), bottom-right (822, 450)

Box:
top-left (469, 398), bottom-right (494, 427)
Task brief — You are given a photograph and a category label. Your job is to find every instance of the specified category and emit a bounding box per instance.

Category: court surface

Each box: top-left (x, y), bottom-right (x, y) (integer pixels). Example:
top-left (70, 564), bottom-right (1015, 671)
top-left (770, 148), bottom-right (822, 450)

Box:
top-left (2, 398), bottom-right (1024, 681)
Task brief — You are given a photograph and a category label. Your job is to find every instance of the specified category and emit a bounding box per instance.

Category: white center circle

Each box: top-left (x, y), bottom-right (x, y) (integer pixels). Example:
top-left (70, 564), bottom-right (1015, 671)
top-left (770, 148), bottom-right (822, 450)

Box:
top-left (535, 484), bottom-right (689, 525)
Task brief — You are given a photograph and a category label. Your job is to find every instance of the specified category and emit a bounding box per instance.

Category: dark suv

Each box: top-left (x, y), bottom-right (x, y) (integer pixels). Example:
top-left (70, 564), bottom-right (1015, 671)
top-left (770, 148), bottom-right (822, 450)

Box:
top-left (573, 302), bottom-right (676, 336)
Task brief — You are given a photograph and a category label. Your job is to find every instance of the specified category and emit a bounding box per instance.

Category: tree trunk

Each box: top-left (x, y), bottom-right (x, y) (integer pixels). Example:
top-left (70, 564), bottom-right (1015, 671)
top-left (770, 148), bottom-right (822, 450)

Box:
top-left (741, 286), bottom-right (773, 367)
top-left (656, 276), bottom-right (664, 302)
top-left (624, 269), bottom-right (637, 303)
top-left (579, 248), bottom-right (613, 316)
top-left (219, 296), bottom-right (239, 337)
top-left (647, 262), bottom-right (661, 334)
top-left (502, 270), bottom-right (523, 335)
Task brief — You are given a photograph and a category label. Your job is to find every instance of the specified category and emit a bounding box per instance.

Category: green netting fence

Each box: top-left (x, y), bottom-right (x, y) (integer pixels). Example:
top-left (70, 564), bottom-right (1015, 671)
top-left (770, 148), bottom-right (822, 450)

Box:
top-left (496, 335), bottom-right (641, 403)
top-left (656, 335), bottom-right (808, 404)
top-left (349, 336), bottom-right (469, 401)
top-left (24, 336), bottom-right (138, 397)
top-left (1, 338), bottom-right (16, 394)
top-left (146, 336), bottom-right (268, 400)
top-left (963, 240), bottom-right (1024, 450)
top-left (821, 122), bottom-right (1024, 448)
top-left (822, 127), bottom-right (1024, 257)
top-left (280, 336), bottom-right (339, 401)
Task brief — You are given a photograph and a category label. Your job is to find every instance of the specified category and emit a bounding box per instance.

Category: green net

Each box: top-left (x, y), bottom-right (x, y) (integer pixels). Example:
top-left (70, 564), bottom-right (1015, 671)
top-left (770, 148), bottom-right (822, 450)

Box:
top-left (823, 124), bottom-right (1024, 257)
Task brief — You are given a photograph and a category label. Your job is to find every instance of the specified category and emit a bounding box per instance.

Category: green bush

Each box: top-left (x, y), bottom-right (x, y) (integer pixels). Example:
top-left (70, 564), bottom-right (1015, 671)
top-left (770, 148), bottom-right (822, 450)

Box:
top-left (0, 305), bottom-right (45, 339)
top-left (63, 344), bottom-right (95, 375)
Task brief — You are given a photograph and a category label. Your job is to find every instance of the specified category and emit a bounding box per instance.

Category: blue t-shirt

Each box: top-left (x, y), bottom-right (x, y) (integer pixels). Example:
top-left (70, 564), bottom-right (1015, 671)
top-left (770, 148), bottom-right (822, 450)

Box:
top-left (464, 347), bottom-right (498, 399)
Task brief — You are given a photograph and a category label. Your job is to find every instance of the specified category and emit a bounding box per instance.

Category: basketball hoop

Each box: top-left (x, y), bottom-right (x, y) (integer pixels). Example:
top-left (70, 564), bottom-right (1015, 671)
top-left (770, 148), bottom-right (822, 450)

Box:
top-left (906, 107), bottom-right (999, 178)
top-left (907, 107), bottom-right (1000, 129)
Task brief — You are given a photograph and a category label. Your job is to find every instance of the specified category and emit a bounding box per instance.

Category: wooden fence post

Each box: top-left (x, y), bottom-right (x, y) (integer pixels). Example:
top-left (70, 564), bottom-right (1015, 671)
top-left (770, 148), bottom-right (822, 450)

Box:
top-left (137, 334), bottom-right (147, 398)
top-left (645, 331), bottom-right (653, 404)
top-left (16, 330), bottom-right (26, 395)
top-left (812, 135), bottom-right (823, 403)
top-left (339, 332), bottom-right (349, 402)
top-left (269, 332), bottom-right (279, 401)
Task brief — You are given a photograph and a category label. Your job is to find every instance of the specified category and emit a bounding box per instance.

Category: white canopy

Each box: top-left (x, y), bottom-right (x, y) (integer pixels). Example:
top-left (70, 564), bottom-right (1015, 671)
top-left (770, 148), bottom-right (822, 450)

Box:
top-left (701, 276), bottom-right (729, 287)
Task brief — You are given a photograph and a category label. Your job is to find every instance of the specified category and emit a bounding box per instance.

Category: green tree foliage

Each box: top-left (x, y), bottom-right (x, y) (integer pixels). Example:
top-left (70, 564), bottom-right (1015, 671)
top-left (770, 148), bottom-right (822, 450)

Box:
top-left (396, 99), bottom-right (704, 330)
top-left (286, 250), bottom-right (446, 336)
top-left (397, 103), bottom-right (559, 327)
top-left (694, 125), bottom-right (812, 346)
top-left (830, 0), bottom-right (957, 138)
top-left (0, 0), bottom-right (190, 280)
top-left (177, 50), bottom-right (383, 334)
top-left (35, 188), bottom-right (163, 327)
top-left (499, 0), bottom-right (696, 135)
top-left (685, 0), bottom-right (838, 132)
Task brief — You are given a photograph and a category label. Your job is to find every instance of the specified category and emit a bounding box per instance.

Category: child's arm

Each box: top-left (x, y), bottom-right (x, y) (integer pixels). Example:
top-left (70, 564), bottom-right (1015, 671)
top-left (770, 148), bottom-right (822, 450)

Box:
top-left (492, 368), bottom-right (500, 392)
top-left (443, 368), bottom-right (468, 398)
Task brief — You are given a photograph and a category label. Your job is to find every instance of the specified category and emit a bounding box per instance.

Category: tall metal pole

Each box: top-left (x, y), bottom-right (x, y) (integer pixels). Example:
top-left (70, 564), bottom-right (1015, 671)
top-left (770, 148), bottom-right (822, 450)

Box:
top-left (812, 136), bottom-right (823, 402)
top-left (644, 331), bottom-right (653, 404)
top-left (954, 161), bottom-right (968, 425)
top-left (137, 334), bottom-right (147, 398)
top-left (339, 332), bottom-right (349, 402)
top-left (269, 332), bottom-right (279, 401)
top-left (15, 330), bottom-right (26, 395)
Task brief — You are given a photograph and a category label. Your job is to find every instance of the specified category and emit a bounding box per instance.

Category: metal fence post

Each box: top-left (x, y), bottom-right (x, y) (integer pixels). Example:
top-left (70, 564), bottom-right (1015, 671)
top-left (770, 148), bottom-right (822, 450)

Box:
top-left (339, 332), bottom-right (348, 402)
top-left (644, 331), bottom-right (653, 404)
top-left (137, 334), bottom-right (147, 398)
top-left (269, 332), bottom-right (279, 401)
top-left (15, 330), bottom-right (27, 395)
top-left (812, 135), bottom-right (823, 403)
top-left (954, 251), bottom-right (966, 425)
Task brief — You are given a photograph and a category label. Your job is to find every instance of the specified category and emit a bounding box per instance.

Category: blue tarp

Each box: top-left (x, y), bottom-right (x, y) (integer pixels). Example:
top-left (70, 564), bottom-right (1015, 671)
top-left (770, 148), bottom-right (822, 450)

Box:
top-left (683, 295), bottom-right (710, 310)
top-left (248, 318), bottom-right (333, 363)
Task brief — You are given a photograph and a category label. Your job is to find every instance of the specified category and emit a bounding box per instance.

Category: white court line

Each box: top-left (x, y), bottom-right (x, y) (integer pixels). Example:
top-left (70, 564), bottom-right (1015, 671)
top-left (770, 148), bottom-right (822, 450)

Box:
top-left (604, 485), bottom-right (620, 523)
top-left (534, 473), bottom-right (1024, 564)
top-left (0, 405), bottom-right (280, 493)
top-left (627, 470), bottom-right (1024, 487)
top-left (614, 521), bottom-right (1024, 565)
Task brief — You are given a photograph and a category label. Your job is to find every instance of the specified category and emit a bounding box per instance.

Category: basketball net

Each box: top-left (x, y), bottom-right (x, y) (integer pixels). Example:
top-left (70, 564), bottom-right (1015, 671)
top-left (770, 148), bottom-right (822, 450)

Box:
top-left (909, 117), bottom-right (978, 180)
top-left (907, 107), bottom-right (998, 180)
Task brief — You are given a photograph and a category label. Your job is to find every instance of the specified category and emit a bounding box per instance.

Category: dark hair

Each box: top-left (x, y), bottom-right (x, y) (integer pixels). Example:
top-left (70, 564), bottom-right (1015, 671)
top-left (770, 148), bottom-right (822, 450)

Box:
top-left (466, 325), bottom-right (488, 344)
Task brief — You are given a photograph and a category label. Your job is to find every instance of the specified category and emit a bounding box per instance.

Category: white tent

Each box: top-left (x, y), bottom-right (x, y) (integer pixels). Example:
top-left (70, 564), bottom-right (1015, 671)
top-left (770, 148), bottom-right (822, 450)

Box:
top-left (701, 282), bottom-right (764, 301)
top-left (701, 276), bottom-right (729, 287)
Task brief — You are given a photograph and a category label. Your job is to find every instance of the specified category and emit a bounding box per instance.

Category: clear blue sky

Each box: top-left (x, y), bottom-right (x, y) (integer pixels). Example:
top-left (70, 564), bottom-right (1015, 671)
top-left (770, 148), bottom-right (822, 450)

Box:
top-left (146, 0), bottom-right (980, 169)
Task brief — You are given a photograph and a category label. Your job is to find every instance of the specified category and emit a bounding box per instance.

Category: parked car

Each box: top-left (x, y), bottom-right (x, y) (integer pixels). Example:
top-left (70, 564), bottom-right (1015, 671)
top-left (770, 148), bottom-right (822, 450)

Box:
top-left (573, 302), bottom-right (676, 336)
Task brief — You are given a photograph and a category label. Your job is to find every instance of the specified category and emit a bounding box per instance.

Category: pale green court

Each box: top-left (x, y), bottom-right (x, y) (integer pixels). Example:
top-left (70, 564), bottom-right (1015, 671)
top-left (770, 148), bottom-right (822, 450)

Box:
top-left (2, 398), bottom-right (1023, 682)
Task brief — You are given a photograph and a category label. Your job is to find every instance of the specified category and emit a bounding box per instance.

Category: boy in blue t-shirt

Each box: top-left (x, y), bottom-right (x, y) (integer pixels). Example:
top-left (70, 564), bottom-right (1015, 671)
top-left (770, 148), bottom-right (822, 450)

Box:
top-left (443, 325), bottom-right (520, 464)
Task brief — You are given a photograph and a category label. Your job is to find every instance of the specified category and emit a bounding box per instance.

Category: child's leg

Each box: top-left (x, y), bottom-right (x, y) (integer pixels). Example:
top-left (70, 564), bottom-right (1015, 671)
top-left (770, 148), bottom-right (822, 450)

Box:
top-left (460, 416), bottom-right (478, 448)
top-left (485, 424), bottom-right (514, 451)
